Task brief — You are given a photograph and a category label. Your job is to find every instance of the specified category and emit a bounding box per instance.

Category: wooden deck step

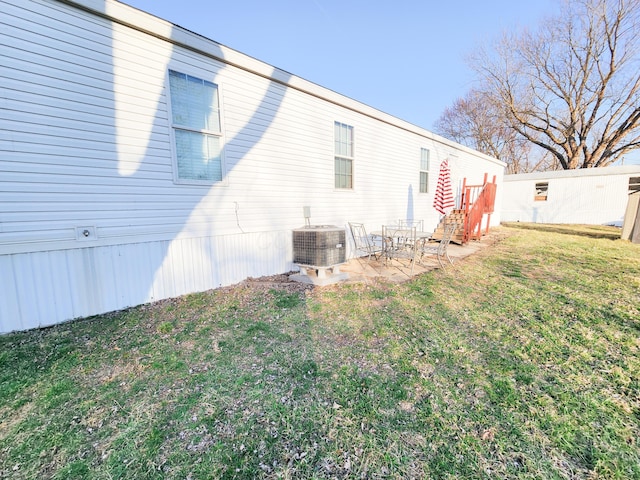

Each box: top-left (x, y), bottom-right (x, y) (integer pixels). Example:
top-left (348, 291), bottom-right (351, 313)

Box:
top-left (431, 212), bottom-right (466, 244)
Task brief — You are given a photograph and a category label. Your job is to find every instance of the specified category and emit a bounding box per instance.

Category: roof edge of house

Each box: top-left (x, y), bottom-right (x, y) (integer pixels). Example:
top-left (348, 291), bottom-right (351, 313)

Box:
top-left (504, 164), bottom-right (640, 181)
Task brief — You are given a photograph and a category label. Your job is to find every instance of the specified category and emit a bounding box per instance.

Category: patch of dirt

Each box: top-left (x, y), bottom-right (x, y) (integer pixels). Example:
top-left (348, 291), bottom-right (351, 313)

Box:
top-left (87, 361), bottom-right (149, 388)
top-left (242, 272), bottom-right (314, 293)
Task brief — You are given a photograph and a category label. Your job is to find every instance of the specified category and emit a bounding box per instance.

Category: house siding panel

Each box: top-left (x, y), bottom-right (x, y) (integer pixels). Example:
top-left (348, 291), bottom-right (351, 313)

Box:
top-left (1, 0), bottom-right (504, 333)
top-left (0, 231), bottom-right (293, 332)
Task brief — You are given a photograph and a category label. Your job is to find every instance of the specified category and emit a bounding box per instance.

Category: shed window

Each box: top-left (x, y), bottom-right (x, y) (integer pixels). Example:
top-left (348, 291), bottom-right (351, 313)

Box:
top-left (534, 182), bottom-right (548, 201)
top-left (419, 148), bottom-right (430, 193)
top-left (630, 177), bottom-right (640, 193)
top-left (168, 70), bottom-right (223, 183)
top-left (334, 122), bottom-right (354, 189)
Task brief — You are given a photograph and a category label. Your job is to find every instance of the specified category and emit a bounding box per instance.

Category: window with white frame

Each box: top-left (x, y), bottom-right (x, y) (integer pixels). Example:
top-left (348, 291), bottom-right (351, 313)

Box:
top-left (334, 122), bottom-right (354, 189)
top-left (168, 70), bottom-right (223, 183)
top-left (419, 148), bottom-right (430, 193)
top-left (535, 182), bottom-right (549, 201)
top-left (629, 177), bottom-right (640, 193)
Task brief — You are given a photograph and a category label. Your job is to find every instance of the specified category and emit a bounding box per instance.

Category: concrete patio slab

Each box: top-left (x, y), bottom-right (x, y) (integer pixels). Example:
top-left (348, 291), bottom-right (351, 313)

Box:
top-left (337, 230), bottom-right (504, 284)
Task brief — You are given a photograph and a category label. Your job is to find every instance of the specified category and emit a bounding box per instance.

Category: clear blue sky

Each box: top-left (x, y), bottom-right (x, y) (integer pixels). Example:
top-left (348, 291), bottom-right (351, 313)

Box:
top-left (122, 0), bottom-right (558, 131)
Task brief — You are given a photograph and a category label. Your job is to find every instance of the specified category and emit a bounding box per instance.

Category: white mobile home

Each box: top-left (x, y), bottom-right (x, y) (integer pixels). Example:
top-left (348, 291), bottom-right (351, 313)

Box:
top-left (0, 0), bottom-right (504, 333)
top-left (501, 166), bottom-right (640, 226)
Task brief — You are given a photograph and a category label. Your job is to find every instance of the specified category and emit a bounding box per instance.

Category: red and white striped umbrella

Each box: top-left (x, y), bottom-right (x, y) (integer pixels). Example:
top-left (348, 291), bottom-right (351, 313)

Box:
top-left (433, 158), bottom-right (455, 215)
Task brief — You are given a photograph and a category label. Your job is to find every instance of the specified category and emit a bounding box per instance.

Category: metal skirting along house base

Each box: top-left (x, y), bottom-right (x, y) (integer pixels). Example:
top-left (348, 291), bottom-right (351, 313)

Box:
top-left (290, 264), bottom-right (349, 286)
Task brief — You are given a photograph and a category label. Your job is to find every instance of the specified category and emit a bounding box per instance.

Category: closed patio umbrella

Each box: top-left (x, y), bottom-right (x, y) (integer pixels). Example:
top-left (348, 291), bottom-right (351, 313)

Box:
top-left (433, 158), bottom-right (455, 215)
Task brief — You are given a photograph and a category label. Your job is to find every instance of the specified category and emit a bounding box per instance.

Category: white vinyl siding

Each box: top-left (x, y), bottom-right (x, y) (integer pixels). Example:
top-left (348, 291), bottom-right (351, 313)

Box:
top-left (334, 122), bottom-right (354, 189)
top-left (0, 231), bottom-right (291, 333)
top-left (420, 148), bottom-right (430, 193)
top-left (168, 70), bottom-right (223, 183)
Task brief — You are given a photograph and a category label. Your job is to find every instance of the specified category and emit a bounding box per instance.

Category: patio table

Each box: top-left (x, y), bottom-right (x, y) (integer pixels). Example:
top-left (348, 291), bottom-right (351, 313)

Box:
top-left (371, 226), bottom-right (433, 274)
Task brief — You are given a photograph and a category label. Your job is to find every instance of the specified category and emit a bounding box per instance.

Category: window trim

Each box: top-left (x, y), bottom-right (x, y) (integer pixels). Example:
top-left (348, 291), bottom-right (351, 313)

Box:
top-left (629, 176), bottom-right (640, 193)
top-left (334, 121), bottom-right (354, 190)
top-left (419, 147), bottom-right (430, 193)
top-left (166, 68), bottom-right (227, 186)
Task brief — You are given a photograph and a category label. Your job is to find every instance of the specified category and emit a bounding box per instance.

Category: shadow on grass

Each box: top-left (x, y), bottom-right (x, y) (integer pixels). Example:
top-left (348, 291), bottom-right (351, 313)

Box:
top-left (502, 222), bottom-right (622, 241)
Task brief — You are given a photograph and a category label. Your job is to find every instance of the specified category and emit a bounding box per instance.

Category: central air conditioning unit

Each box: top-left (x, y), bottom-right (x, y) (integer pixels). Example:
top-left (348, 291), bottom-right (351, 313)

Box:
top-left (291, 225), bottom-right (348, 286)
top-left (292, 225), bottom-right (345, 266)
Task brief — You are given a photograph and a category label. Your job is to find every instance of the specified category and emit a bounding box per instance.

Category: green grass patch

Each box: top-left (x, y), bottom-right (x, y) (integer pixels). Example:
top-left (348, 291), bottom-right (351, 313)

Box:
top-left (1, 224), bottom-right (639, 479)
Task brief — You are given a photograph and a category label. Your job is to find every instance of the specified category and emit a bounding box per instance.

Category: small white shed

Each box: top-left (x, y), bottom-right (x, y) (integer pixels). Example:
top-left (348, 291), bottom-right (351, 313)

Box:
top-left (501, 165), bottom-right (640, 225)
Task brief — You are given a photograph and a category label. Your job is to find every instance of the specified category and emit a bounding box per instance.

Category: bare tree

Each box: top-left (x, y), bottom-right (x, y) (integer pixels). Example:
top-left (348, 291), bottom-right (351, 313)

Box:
top-left (471, 0), bottom-right (640, 169)
top-left (434, 89), bottom-right (555, 173)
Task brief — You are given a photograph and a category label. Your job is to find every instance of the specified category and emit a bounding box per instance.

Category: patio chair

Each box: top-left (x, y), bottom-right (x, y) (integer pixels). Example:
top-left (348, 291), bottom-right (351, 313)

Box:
top-left (419, 222), bottom-right (457, 269)
top-left (348, 222), bottom-right (384, 265)
top-left (382, 224), bottom-right (418, 275)
top-left (398, 219), bottom-right (424, 231)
